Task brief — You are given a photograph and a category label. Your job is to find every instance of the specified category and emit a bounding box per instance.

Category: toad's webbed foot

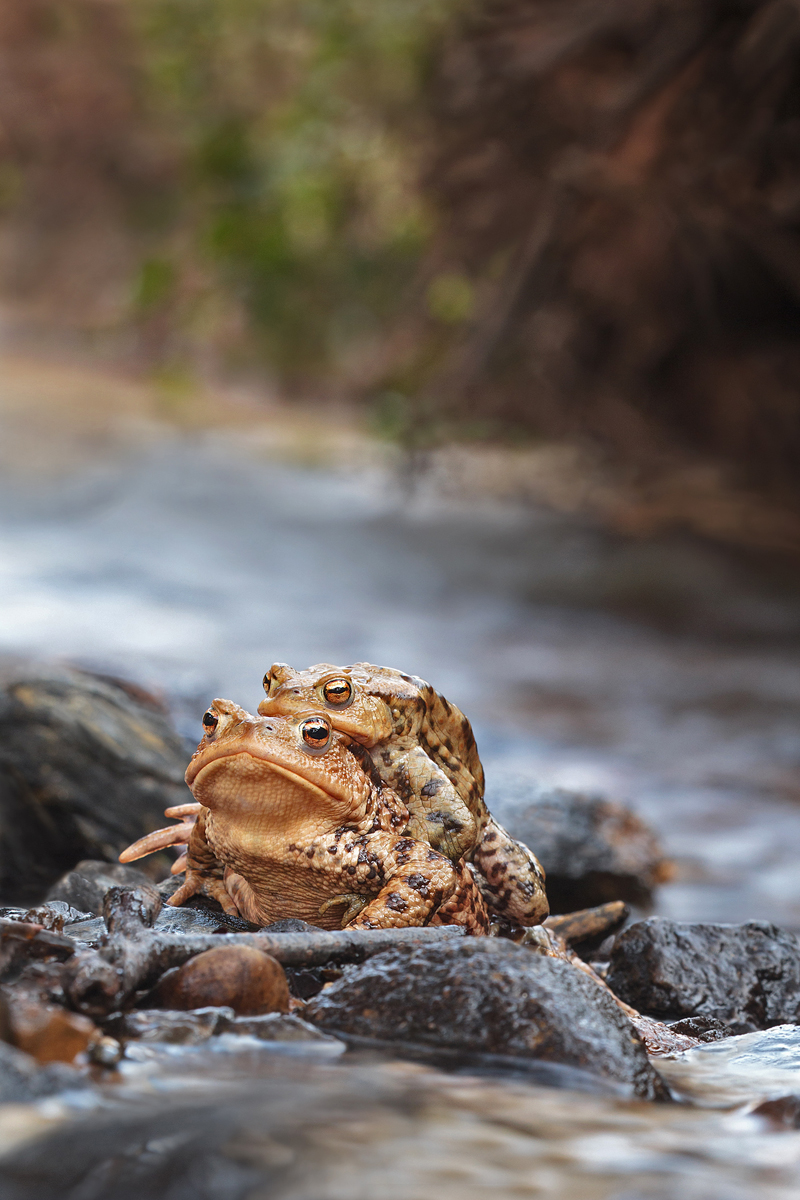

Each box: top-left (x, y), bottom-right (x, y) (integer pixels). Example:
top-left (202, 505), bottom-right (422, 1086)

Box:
top-left (222, 870), bottom-right (263, 924)
top-left (168, 869), bottom-right (241, 917)
top-left (319, 893), bottom-right (370, 928)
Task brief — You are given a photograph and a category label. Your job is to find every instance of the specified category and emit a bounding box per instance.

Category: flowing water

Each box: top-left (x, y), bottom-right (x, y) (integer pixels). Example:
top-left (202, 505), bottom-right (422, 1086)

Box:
top-left (2, 377), bottom-right (800, 1194)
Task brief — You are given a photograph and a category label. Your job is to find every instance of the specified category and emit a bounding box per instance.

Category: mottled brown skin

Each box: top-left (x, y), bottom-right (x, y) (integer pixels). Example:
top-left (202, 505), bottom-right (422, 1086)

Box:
top-left (259, 662), bottom-right (548, 926)
top-left (120, 699), bottom-right (489, 934)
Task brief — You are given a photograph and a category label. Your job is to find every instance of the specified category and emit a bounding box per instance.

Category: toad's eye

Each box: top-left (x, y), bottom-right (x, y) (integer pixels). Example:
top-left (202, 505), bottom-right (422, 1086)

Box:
top-left (301, 717), bottom-right (331, 750)
top-left (202, 711), bottom-right (218, 732)
top-left (322, 678), bottom-right (352, 706)
top-left (262, 673), bottom-right (271, 693)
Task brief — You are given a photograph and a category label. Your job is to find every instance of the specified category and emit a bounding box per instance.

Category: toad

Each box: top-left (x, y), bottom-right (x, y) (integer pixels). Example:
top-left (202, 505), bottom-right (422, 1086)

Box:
top-left (259, 662), bottom-right (548, 926)
top-left (120, 699), bottom-right (489, 933)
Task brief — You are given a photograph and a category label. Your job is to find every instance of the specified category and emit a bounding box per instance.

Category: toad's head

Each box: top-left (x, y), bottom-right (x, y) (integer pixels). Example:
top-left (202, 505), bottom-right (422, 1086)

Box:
top-left (185, 699), bottom-right (375, 831)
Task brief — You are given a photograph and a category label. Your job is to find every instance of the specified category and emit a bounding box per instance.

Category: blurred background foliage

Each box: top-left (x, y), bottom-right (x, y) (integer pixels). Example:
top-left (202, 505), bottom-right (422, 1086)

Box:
top-left (0, 0), bottom-right (463, 385)
top-left (3, 0), bottom-right (800, 532)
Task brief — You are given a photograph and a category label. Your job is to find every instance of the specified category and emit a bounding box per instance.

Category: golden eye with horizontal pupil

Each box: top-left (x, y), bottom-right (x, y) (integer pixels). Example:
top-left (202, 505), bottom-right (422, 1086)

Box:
top-left (301, 717), bottom-right (331, 750)
top-left (262, 673), bottom-right (270, 692)
top-left (202, 711), bottom-right (218, 732)
top-left (322, 678), bottom-right (352, 706)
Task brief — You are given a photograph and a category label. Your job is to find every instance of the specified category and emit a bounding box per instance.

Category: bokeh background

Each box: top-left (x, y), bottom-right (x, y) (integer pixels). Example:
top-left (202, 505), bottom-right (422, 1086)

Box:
top-left (2, 0), bottom-right (800, 927)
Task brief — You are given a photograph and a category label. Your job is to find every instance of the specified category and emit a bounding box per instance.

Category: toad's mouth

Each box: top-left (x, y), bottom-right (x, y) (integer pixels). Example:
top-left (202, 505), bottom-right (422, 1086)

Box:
top-left (186, 747), bottom-right (342, 810)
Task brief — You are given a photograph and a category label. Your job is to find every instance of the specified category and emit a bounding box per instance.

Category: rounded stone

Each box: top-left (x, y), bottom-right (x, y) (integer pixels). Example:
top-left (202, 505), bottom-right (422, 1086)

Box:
top-left (152, 946), bottom-right (290, 1015)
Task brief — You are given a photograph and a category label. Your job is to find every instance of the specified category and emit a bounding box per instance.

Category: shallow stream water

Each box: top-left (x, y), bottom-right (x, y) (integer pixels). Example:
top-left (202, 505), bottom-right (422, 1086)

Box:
top-left (2, 426), bottom-right (800, 1194)
top-left (2, 430), bottom-right (800, 925)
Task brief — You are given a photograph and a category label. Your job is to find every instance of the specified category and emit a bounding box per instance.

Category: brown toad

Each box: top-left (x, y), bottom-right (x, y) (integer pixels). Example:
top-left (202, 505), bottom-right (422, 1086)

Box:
top-left (120, 699), bottom-right (489, 933)
top-left (259, 662), bottom-right (548, 926)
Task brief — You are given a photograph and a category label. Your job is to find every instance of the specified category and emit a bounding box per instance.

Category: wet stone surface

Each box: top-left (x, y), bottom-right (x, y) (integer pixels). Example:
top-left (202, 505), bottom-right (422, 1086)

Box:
top-left (47, 861), bottom-right (155, 916)
top-left (0, 664), bottom-right (190, 905)
top-left (106, 1007), bottom-right (234, 1046)
top-left (222, 1012), bottom-right (343, 1045)
top-left (505, 787), bottom-right (670, 912)
top-left (306, 939), bottom-right (666, 1100)
top-left (607, 918), bottom-right (800, 1030)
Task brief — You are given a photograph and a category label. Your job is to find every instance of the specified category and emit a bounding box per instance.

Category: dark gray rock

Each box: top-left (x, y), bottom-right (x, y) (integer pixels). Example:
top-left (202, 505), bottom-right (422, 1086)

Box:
top-left (667, 1015), bottom-right (731, 1043)
top-left (262, 922), bottom-right (328, 996)
top-left (0, 663), bottom-right (190, 904)
top-left (155, 877), bottom-right (260, 932)
top-left (47, 861), bottom-right (155, 915)
top-left (262, 919), bottom-right (320, 934)
top-left (306, 939), bottom-right (665, 1099)
top-left (606, 918), bottom-right (800, 1031)
top-left (502, 787), bottom-right (670, 912)
top-left (23, 901), bottom-right (94, 929)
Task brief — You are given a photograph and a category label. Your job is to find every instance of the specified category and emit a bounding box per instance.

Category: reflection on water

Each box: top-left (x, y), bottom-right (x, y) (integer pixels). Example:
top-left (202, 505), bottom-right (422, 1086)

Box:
top-left (4, 1041), bottom-right (800, 1200)
top-left (2, 430), bottom-right (800, 926)
top-left (660, 1025), bottom-right (800, 1108)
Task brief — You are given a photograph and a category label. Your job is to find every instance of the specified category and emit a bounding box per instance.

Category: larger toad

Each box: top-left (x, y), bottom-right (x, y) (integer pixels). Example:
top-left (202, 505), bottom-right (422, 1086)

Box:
top-left (259, 662), bottom-right (548, 926)
top-left (120, 699), bottom-right (489, 933)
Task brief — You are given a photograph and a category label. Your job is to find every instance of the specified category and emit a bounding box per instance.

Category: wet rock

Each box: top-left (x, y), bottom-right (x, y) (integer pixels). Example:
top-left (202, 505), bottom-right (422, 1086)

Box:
top-left (63, 899), bottom-right (258, 945)
top-left (503, 788), bottom-right (671, 912)
top-left (2, 993), bottom-right (99, 1064)
top-left (284, 966), bottom-right (329, 1000)
top-left (0, 919), bottom-right (77, 974)
top-left (668, 1016), bottom-right (731, 1043)
top-left (23, 901), bottom-right (94, 930)
top-left (306, 939), bottom-right (665, 1099)
top-left (0, 1040), bottom-right (89, 1102)
top-left (47, 860), bottom-right (156, 915)
top-left (107, 1007), bottom-right (234, 1046)
top-left (606, 918), bottom-right (800, 1031)
top-left (220, 1012), bottom-right (345, 1047)
top-left (61, 916), bottom-right (107, 945)
top-left (149, 946), bottom-right (291, 1015)
top-left (753, 1095), bottom-right (800, 1128)
top-left (261, 919), bottom-right (321, 934)
top-left (89, 1035), bottom-right (123, 1066)
top-left (153, 884), bottom-right (260, 934)
top-left (0, 663), bottom-right (190, 905)
top-left (103, 882), bottom-right (161, 935)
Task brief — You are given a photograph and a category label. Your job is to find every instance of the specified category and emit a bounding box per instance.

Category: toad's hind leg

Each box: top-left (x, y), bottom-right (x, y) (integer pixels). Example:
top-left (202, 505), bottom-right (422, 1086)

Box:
top-left (472, 818), bottom-right (549, 925)
top-left (391, 746), bottom-right (478, 862)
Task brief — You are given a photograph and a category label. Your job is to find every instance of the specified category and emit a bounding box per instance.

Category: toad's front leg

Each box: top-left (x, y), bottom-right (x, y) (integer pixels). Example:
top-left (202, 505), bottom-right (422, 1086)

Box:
top-left (329, 834), bottom-right (459, 930)
top-left (167, 808), bottom-right (243, 917)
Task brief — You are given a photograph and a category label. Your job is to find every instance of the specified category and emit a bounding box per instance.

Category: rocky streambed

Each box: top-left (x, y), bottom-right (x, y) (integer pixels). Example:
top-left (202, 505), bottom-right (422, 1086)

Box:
top-left (2, 428), bottom-right (800, 1197)
top-left (2, 666), bottom-right (800, 1197)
